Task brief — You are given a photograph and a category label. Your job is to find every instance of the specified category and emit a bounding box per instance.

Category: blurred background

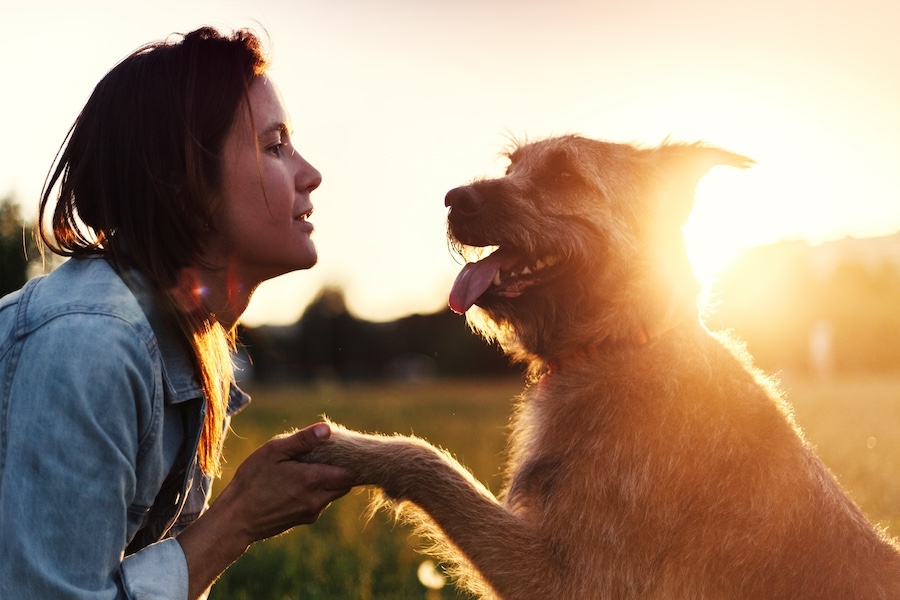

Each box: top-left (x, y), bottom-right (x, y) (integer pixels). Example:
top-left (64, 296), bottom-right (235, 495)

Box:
top-left (3, 1), bottom-right (899, 598)
top-left (3, 0), bottom-right (900, 327)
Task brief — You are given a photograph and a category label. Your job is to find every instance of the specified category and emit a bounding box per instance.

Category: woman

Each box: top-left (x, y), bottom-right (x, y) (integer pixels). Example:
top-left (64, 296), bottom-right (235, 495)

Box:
top-left (0, 27), bottom-right (352, 599)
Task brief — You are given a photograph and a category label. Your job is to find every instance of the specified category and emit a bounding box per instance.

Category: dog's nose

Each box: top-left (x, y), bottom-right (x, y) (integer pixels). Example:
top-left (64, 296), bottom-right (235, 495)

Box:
top-left (444, 186), bottom-right (482, 216)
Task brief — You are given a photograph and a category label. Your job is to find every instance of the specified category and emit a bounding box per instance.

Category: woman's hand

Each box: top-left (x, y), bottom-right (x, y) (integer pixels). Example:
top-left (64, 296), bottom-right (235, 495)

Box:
top-left (177, 422), bottom-right (354, 599)
top-left (216, 422), bottom-right (353, 540)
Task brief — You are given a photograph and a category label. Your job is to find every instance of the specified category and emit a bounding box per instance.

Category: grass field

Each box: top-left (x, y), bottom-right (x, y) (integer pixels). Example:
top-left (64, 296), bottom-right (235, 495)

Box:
top-left (209, 373), bottom-right (900, 599)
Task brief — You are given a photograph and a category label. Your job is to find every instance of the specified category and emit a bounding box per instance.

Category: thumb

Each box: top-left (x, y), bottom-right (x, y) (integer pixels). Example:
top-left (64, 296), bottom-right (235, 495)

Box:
top-left (276, 422), bottom-right (331, 458)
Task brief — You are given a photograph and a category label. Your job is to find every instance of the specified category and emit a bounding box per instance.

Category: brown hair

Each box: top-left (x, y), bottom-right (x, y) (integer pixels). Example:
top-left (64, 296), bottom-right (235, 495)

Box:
top-left (39, 26), bottom-right (268, 476)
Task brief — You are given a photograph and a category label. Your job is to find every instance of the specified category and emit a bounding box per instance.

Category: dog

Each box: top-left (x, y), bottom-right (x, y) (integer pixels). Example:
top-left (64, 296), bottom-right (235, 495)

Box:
top-left (303, 135), bottom-right (900, 599)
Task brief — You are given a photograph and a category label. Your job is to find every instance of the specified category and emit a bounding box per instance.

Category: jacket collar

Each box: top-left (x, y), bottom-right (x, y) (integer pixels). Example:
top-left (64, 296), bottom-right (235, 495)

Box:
top-left (115, 262), bottom-right (206, 404)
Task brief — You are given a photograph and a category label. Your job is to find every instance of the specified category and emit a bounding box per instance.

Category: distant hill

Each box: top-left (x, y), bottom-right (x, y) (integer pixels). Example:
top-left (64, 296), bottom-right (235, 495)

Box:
top-left (809, 232), bottom-right (900, 277)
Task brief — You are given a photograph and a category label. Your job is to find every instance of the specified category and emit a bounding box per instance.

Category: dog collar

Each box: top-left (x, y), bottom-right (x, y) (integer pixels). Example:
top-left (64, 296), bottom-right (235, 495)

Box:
top-left (543, 316), bottom-right (686, 377)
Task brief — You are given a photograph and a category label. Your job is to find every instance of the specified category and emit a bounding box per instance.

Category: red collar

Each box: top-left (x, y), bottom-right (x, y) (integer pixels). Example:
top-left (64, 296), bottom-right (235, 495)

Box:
top-left (543, 318), bottom-right (684, 377)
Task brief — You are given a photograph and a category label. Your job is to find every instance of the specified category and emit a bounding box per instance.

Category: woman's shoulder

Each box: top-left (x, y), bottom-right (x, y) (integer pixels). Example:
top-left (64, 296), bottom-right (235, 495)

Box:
top-left (1, 256), bottom-right (205, 400)
top-left (2, 256), bottom-right (156, 345)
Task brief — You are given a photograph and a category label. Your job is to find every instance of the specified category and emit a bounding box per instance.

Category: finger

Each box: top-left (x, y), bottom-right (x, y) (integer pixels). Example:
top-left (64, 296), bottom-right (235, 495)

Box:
top-left (273, 422), bottom-right (331, 458)
top-left (312, 483), bottom-right (353, 509)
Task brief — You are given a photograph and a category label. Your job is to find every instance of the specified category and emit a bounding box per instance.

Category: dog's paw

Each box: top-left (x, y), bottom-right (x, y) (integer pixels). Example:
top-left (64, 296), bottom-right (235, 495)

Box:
top-left (300, 421), bottom-right (379, 484)
top-left (300, 420), bottom-right (448, 500)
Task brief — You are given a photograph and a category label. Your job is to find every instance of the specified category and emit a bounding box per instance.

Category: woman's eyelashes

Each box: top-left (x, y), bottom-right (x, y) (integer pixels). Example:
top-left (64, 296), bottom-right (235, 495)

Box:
top-left (268, 141), bottom-right (287, 157)
top-left (265, 126), bottom-right (293, 158)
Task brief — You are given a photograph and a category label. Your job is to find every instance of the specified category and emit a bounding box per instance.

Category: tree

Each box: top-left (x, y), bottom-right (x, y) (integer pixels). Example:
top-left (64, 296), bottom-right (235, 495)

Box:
top-left (0, 197), bottom-right (38, 297)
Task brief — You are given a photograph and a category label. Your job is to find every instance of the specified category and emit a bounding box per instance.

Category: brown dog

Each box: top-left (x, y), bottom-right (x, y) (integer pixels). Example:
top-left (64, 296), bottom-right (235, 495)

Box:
top-left (304, 135), bottom-right (900, 599)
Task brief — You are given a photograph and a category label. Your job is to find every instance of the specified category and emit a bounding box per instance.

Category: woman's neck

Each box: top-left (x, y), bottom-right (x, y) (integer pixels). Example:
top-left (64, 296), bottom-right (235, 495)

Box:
top-left (176, 262), bottom-right (258, 330)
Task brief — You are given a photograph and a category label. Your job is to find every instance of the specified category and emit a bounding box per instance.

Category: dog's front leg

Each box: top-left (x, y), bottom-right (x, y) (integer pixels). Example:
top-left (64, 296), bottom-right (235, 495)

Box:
top-left (302, 422), bottom-right (557, 600)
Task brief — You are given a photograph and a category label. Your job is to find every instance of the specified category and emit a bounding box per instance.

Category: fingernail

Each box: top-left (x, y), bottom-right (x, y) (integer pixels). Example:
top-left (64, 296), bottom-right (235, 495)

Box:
top-left (313, 423), bottom-right (330, 440)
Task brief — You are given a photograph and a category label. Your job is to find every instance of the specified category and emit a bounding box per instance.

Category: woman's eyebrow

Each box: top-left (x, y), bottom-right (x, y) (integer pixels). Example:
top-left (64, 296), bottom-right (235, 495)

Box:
top-left (259, 122), bottom-right (291, 138)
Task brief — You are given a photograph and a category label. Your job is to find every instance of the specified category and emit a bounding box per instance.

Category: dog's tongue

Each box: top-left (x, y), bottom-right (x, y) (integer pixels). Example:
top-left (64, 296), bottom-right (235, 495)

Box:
top-left (449, 248), bottom-right (517, 314)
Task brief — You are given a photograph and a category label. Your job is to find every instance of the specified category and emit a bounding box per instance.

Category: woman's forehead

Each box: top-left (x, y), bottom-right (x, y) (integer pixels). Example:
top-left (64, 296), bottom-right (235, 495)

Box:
top-left (238, 75), bottom-right (292, 133)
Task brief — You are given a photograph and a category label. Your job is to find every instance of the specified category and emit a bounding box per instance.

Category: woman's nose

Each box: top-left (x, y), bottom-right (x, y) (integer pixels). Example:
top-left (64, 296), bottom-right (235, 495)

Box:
top-left (296, 154), bottom-right (322, 193)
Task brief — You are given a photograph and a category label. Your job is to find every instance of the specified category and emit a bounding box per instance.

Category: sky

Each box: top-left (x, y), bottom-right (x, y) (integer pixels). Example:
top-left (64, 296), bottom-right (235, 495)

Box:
top-left (2, 0), bottom-right (899, 326)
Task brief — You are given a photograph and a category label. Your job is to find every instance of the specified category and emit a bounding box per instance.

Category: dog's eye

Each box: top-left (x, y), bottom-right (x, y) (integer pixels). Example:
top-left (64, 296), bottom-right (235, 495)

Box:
top-left (556, 171), bottom-right (574, 184)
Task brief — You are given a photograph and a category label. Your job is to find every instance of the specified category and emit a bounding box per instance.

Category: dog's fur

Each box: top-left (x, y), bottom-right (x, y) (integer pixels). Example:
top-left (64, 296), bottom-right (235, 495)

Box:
top-left (303, 135), bottom-right (900, 599)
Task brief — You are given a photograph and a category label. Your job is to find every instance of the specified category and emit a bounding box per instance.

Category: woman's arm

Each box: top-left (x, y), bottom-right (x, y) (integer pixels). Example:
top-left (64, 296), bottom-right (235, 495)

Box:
top-left (1, 315), bottom-right (164, 598)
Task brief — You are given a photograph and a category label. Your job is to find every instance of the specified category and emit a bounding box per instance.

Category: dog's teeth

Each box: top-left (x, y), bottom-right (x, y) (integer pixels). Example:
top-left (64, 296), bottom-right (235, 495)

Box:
top-left (521, 266), bottom-right (532, 276)
top-left (535, 259), bottom-right (546, 270)
top-left (492, 271), bottom-right (502, 286)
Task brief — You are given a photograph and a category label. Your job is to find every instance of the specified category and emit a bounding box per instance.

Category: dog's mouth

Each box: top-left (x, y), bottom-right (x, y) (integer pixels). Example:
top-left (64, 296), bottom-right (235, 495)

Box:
top-left (449, 247), bottom-right (560, 314)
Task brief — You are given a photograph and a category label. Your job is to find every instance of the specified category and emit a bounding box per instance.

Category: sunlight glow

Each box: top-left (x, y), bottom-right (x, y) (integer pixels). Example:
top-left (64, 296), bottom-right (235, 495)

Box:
top-left (683, 167), bottom-right (764, 290)
top-left (637, 76), bottom-right (900, 297)
top-left (5, 2), bottom-right (899, 326)
top-left (683, 130), bottom-right (900, 293)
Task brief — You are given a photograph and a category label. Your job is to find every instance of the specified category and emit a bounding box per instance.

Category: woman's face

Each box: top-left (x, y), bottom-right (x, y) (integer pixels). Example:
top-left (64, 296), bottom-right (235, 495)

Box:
top-left (208, 75), bottom-right (322, 287)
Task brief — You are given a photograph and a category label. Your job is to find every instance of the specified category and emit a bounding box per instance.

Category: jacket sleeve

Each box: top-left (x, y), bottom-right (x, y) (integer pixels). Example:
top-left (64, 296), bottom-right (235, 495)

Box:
top-left (0, 313), bottom-right (189, 600)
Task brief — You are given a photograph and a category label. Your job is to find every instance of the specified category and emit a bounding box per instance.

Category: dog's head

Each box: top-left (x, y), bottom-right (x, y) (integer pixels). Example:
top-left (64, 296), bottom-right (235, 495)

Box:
top-left (446, 135), bottom-right (751, 368)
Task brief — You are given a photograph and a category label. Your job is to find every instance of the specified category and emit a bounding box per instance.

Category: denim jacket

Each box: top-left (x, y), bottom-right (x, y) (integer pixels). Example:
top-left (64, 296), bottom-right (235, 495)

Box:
top-left (0, 256), bottom-right (249, 599)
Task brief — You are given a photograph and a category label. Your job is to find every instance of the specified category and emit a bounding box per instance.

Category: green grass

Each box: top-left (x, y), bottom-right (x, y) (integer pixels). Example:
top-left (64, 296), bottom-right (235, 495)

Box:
top-left (210, 374), bottom-right (900, 599)
top-left (783, 373), bottom-right (900, 531)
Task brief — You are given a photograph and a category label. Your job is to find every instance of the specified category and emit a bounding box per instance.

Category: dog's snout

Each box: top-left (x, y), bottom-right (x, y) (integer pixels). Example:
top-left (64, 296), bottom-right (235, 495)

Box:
top-left (444, 186), bottom-right (482, 216)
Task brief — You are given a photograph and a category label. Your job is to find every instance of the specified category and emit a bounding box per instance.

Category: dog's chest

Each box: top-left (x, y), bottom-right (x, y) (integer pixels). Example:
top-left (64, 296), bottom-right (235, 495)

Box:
top-left (503, 372), bottom-right (624, 519)
top-left (502, 385), bottom-right (573, 519)
top-left (504, 455), bottom-right (562, 522)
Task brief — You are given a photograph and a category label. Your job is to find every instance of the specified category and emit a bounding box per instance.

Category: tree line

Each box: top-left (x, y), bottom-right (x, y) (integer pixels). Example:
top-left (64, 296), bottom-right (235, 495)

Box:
top-left (237, 287), bottom-right (515, 383)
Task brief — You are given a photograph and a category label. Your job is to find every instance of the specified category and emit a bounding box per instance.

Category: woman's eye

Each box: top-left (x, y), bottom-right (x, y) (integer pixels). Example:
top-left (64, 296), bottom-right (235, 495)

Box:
top-left (268, 142), bottom-right (285, 157)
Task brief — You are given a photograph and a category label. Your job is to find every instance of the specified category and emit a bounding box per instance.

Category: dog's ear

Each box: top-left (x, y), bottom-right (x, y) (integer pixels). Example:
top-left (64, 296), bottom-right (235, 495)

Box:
top-left (651, 142), bottom-right (754, 225)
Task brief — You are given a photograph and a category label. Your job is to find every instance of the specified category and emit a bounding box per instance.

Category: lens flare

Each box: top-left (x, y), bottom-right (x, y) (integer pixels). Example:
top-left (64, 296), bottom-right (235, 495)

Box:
top-left (417, 559), bottom-right (446, 590)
